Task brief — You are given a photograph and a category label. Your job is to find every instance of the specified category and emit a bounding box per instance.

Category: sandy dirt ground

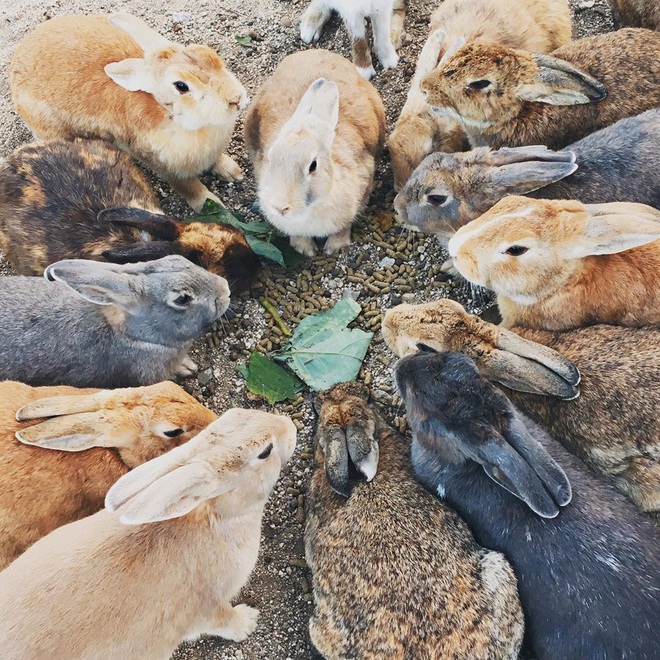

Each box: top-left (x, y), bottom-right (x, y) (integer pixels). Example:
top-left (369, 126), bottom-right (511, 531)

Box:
top-left (0, 0), bottom-right (612, 658)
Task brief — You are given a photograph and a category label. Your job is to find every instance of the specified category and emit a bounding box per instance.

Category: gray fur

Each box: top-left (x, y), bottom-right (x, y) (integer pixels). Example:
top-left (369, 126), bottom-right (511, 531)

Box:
top-left (0, 255), bottom-right (229, 388)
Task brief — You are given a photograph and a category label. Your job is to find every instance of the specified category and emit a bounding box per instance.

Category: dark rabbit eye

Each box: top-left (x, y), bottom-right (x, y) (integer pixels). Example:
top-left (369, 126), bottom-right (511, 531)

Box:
top-left (427, 194), bottom-right (448, 206)
top-left (468, 79), bottom-right (491, 90)
top-left (174, 81), bottom-right (189, 94)
top-left (163, 428), bottom-right (184, 438)
top-left (173, 293), bottom-right (193, 306)
top-left (505, 245), bottom-right (529, 256)
top-left (258, 443), bottom-right (273, 459)
top-left (417, 343), bottom-right (437, 353)
top-left (308, 159), bottom-right (317, 174)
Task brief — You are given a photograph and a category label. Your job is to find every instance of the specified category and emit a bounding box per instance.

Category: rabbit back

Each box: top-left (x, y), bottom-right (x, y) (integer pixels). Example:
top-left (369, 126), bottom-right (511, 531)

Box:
top-left (610, 0), bottom-right (660, 30)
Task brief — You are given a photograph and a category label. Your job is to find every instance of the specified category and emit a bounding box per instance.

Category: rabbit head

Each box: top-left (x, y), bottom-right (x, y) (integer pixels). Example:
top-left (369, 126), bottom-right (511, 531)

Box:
top-left (447, 197), bottom-right (660, 306)
top-left (257, 78), bottom-right (339, 233)
top-left (14, 381), bottom-right (215, 467)
top-left (382, 299), bottom-right (580, 399)
top-left (97, 208), bottom-right (260, 292)
top-left (104, 13), bottom-right (248, 132)
top-left (420, 42), bottom-right (606, 133)
top-left (105, 408), bottom-right (296, 524)
top-left (44, 255), bottom-right (230, 346)
top-left (394, 350), bottom-right (572, 518)
top-left (394, 146), bottom-right (577, 240)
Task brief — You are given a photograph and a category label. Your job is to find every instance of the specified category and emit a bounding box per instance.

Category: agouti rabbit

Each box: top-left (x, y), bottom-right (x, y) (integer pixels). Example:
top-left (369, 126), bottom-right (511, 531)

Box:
top-left (610, 0), bottom-right (660, 30)
top-left (306, 382), bottom-right (523, 659)
top-left (0, 408), bottom-right (296, 659)
top-left (9, 13), bottom-right (248, 211)
top-left (0, 255), bottom-right (230, 388)
top-left (0, 139), bottom-right (260, 291)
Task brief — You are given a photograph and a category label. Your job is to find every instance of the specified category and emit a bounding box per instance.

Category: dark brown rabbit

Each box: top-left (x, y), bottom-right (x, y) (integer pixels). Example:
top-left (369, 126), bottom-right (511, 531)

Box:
top-left (610, 0), bottom-right (660, 30)
top-left (0, 140), bottom-right (260, 291)
top-left (305, 382), bottom-right (524, 660)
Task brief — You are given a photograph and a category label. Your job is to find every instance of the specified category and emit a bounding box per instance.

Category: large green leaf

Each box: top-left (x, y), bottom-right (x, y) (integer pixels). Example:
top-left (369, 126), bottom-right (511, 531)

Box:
top-left (238, 350), bottom-right (304, 404)
top-left (246, 235), bottom-right (286, 266)
top-left (279, 298), bottom-right (373, 391)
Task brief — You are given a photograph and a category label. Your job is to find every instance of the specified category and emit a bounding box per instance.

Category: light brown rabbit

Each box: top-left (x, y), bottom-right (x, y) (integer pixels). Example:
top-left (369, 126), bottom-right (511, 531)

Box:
top-left (382, 299), bottom-right (660, 514)
top-left (0, 380), bottom-right (216, 569)
top-left (421, 29), bottom-right (660, 151)
top-left (388, 0), bottom-right (572, 188)
top-left (306, 382), bottom-right (524, 659)
top-left (0, 408), bottom-right (296, 659)
top-left (610, 0), bottom-right (660, 30)
top-left (447, 196), bottom-right (660, 331)
top-left (244, 49), bottom-right (386, 256)
top-left (9, 13), bottom-right (248, 212)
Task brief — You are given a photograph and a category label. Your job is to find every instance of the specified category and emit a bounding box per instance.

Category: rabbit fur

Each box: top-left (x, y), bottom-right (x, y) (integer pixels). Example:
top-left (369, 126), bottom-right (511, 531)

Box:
top-left (0, 255), bottom-right (230, 388)
top-left (9, 13), bottom-right (248, 211)
top-left (610, 0), bottom-right (660, 30)
top-left (395, 350), bottom-right (660, 660)
top-left (0, 408), bottom-right (296, 660)
top-left (305, 382), bottom-right (524, 660)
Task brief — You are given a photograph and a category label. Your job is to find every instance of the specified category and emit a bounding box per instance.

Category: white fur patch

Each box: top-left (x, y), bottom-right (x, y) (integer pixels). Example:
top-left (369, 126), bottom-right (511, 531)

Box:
top-left (436, 483), bottom-right (446, 499)
top-left (358, 447), bottom-right (379, 482)
top-left (481, 551), bottom-right (512, 592)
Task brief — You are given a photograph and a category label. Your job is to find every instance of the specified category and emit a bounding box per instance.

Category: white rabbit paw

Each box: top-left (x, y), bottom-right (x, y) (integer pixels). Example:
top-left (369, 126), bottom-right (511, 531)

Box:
top-left (300, 5), bottom-right (329, 44)
top-left (214, 154), bottom-right (244, 182)
top-left (324, 231), bottom-right (351, 255)
top-left (212, 604), bottom-right (260, 642)
top-left (290, 236), bottom-right (317, 257)
top-left (378, 49), bottom-right (399, 70)
top-left (175, 356), bottom-right (199, 378)
top-left (356, 65), bottom-right (377, 80)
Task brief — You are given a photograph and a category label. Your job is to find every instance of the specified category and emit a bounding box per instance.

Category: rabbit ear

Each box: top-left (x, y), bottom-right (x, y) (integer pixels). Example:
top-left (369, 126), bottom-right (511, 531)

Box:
top-left (15, 413), bottom-right (110, 451)
top-left (16, 391), bottom-right (113, 420)
top-left (437, 35), bottom-right (466, 67)
top-left (45, 260), bottom-right (135, 308)
top-left (319, 427), bottom-right (351, 497)
top-left (105, 59), bottom-right (154, 93)
top-left (517, 55), bottom-right (607, 105)
top-left (98, 208), bottom-right (181, 241)
top-left (346, 420), bottom-right (379, 482)
top-left (414, 29), bottom-right (448, 78)
top-left (486, 160), bottom-right (577, 196)
top-left (102, 241), bottom-right (179, 264)
top-left (293, 78), bottom-right (340, 131)
top-left (108, 13), bottom-right (171, 52)
top-left (487, 146), bottom-right (576, 166)
top-left (567, 206), bottom-right (660, 258)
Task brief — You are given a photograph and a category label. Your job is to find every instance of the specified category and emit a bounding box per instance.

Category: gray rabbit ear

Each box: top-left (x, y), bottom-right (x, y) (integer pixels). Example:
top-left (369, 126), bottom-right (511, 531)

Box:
top-left (486, 160), bottom-right (578, 196)
top-left (318, 427), bottom-right (351, 497)
top-left (45, 259), bottom-right (136, 308)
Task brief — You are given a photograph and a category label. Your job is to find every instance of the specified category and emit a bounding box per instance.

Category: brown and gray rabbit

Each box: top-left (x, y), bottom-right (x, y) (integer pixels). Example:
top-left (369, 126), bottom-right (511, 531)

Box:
top-left (0, 140), bottom-right (260, 291)
top-left (305, 382), bottom-right (524, 659)
top-left (610, 0), bottom-right (660, 30)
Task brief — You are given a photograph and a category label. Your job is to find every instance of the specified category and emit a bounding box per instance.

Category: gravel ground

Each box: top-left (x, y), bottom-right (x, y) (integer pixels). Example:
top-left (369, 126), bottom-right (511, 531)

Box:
top-left (0, 1), bottom-right (612, 658)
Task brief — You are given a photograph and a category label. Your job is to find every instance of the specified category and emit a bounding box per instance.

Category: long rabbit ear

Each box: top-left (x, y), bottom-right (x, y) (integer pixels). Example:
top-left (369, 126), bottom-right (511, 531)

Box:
top-left (486, 160), bottom-right (577, 196)
top-left (15, 413), bottom-right (106, 451)
top-left (437, 35), bottom-right (466, 67)
top-left (319, 427), bottom-right (351, 497)
top-left (105, 59), bottom-right (155, 93)
top-left (108, 13), bottom-right (171, 51)
top-left (346, 420), bottom-right (379, 482)
top-left (98, 208), bottom-right (181, 241)
top-left (44, 259), bottom-right (135, 308)
top-left (16, 391), bottom-right (113, 420)
top-left (567, 205), bottom-right (660, 258)
top-left (102, 241), bottom-right (179, 264)
top-left (487, 146), bottom-right (576, 166)
top-left (292, 78), bottom-right (340, 131)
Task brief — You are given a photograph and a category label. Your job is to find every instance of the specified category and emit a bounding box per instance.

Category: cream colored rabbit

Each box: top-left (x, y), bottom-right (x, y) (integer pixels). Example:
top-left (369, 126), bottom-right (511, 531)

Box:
top-left (0, 380), bottom-right (216, 569)
top-left (244, 50), bottom-right (386, 256)
top-left (10, 13), bottom-right (248, 211)
top-left (0, 408), bottom-right (296, 659)
top-left (447, 197), bottom-right (660, 330)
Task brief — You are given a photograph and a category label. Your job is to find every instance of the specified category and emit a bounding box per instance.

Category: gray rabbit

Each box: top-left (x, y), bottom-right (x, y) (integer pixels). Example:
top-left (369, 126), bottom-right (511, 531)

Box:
top-left (0, 256), bottom-right (229, 388)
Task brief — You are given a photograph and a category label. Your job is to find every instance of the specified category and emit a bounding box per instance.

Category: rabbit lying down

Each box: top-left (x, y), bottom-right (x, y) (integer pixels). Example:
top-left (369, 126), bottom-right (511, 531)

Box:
top-left (395, 350), bottom-right (660, 659)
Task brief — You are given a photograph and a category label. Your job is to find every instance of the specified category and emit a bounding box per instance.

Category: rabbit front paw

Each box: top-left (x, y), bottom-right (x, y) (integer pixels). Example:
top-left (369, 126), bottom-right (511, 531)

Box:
top-left (290, 235), bottom-right (317, 257)
top-left (175, 356), bottom-right (199, 378)
top-left (214, 154), bottom-right (244, 182)
top-left (216, 604), bottom-right (260, 642)
top-left (323, 229), bottom-right (351, 255)
top-left (300, 2), bottom-right (330, 43)
top-left (378, 49), bottom-right (399, 70)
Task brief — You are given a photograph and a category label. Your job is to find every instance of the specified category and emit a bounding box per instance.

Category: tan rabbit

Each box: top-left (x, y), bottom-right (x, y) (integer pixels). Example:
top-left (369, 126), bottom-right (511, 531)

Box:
top-left (446, 196), bottom-right (660, 331)
top-left (0, 408), bottom-right (296, 659)
top-left (610, 0), bottom-right (660, 30)
top-left (421, 29), bottom-right (660, 151)
top-left (306, 382), bottom-right (524, 659)
top-left (9, 13), bottom-right (249, 212)
top-left (244, 50), bottom-right (386, 256)
top-left (0, 380), bottom-right (216, 569)
top-left (382, 299), bottom-right (660, 514)
top-left (388, 0), bottom-right (572, 188)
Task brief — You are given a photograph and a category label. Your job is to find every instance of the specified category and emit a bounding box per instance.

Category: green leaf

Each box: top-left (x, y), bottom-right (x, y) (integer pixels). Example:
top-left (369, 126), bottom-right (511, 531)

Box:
top-left (238, 351), bottom-right (304, 404)
top-left (280, 298), bottom-right (373, 391)
top-left (235, 35), bottom-right (253, 47)
top-left (273, 236), bottom-right (307, 268)
top-left (246, 235), bottom-right (286, 266)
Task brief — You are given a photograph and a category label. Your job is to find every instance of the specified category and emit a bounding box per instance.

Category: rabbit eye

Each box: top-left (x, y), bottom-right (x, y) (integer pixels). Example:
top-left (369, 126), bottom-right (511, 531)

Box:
top-left (173, 293), bottom-right (193, 306)
top-left (505, 245), bottom-right (529, 257)
top-left (173, 81), bottom-right (190, 94)
top-left (308, 159), bottom-right (317, 174)
top-left (427, 194), bottom-right (448, 206)
top-left (258, 443), bottom-right (273, 459)
top-left (417, 343), bottom-right (437, 353)
top-left (163, 428), bottom-right (184, 438)
top-left (468, 79), bottom-right (491, 90)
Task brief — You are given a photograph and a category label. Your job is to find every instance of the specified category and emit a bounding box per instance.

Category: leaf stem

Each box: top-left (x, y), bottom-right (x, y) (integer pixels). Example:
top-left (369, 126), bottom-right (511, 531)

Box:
top-left (260, 298), bottom-right (292, 337)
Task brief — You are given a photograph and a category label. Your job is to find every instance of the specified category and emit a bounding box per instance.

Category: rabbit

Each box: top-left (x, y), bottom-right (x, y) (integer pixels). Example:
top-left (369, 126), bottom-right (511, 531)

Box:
top-left (395, 350), bottom-right (660, 660)
top-left (0, 255), bottom-right (230, 388)
top-left (9, 13), bottom-right (249, 212)
top-left (306, 382), bottom-right (524, 659)
top-left (0, 139), bottom-right (260, 291)
top-left (446, 196), bottom-right (660, 331)
top-left (300, 0), bottom-right (405, 79)
top-left (610, 0), bottom-right (660, 30)
top-left (387, 0), bottom-right (572, 189)
top-left (382, 299), bottom-right (660, 514)
top-left (0, 408), bottom-right (296, 659)
top-left (244, 50), bottom-right (386, 257)
top-left (420, 28), bottom-right (660, 151)
top-left (0, 380), bottom-right (216, 569)
top-left (394, 109), bottom-right (660, 240)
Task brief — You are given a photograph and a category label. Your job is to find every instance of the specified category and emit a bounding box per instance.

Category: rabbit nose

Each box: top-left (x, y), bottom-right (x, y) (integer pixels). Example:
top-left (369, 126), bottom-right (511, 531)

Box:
top-left (216, 277), bottom-right (231, 301)
top-left (275, 205), bottom-right (290, 217)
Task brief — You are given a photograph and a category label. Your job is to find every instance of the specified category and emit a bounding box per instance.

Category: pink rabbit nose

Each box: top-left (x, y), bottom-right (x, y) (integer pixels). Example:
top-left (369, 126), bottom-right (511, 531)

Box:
top-left (229, 97), bottom-right (242, 109)
top-left (275, 205), bottom-right (290, 217)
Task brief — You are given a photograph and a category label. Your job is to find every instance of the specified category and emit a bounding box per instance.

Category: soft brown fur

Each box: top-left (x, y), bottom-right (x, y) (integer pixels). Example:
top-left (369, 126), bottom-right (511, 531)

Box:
top-left (387, 0), bottom-right (572, 188)
top-left (382, 300), bottom-right (660, 514)
top-left (448, 196), bottom-right (660, 331)
top-left (610, 0), bottom-right (660, 30)
top-left (421, 29), bottom-right (660, 150)
top-left (0, 380), bottom-right (216, 569)
top-left (10, 14), bottom-right (248, 211)
top-left (0, 140), bottom-right (259, 291)
top-left (305, 382), bottom-right (524, 659)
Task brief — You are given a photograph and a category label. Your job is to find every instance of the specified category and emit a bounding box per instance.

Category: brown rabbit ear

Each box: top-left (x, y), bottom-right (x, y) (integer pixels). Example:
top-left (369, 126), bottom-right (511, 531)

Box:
top-left (16, 392), bottom-right (112, 420)
top-left (109, 13), bottom-right (171, 51)
top-left (102, 241), bottom-right (179, 264)
top-left (319, 427), bottom-right (351, 497)
top-left (437, 34), bottom-right (466, 67)
top-left (98, 208), bottom-right (181, 241)
top-left (517, 55), bottom-right (607, 105)
top-left (16, 413), bottom-right (107, 451)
